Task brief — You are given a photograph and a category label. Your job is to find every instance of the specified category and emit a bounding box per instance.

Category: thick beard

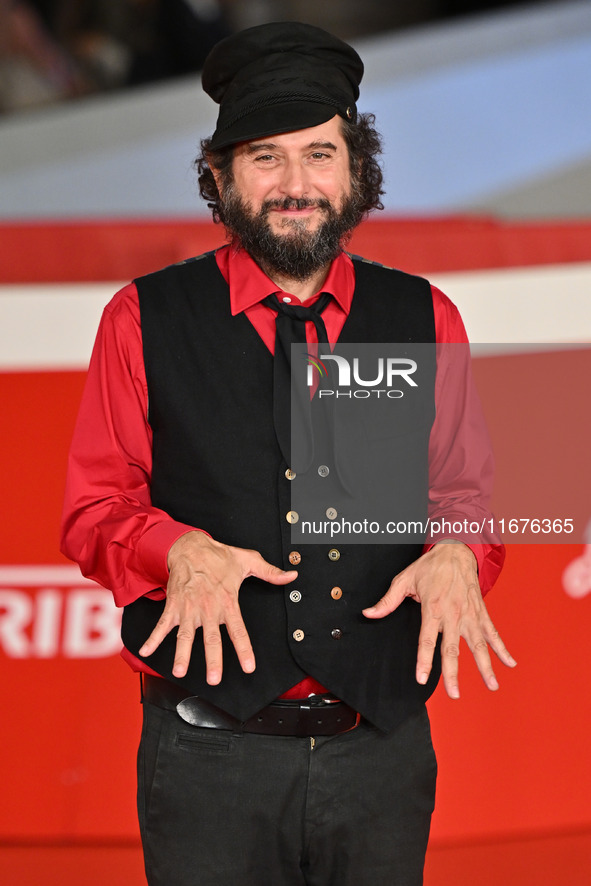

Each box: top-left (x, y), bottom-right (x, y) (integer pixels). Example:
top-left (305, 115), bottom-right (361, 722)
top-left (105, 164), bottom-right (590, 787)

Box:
top-left (220, 189), bottom-right (364, 282)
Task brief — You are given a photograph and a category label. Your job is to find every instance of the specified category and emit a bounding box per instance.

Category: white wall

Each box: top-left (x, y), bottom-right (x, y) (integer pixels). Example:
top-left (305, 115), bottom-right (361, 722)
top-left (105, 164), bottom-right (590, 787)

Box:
top-left (1, 261), bottom-right (589, 371)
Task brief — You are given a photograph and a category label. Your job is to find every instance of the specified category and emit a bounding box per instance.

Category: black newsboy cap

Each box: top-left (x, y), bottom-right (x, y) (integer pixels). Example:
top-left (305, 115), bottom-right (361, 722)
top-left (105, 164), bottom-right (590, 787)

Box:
top-left (202, 22), bottom-right (364, 149)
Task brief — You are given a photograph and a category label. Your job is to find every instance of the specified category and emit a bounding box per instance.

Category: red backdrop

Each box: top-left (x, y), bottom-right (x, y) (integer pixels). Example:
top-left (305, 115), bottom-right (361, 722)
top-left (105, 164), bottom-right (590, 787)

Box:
top-left (1, 218), bottom-right (590, 870)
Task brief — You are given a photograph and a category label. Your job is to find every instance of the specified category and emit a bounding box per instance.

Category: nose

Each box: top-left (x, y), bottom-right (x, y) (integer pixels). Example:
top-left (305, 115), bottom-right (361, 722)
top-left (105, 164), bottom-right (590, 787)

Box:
top-left (277, 158), bottom-right (309, 198)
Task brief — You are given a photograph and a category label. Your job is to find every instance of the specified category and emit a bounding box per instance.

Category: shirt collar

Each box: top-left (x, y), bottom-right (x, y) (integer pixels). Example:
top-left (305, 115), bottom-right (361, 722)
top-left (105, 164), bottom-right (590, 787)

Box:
top-left (221, 244), bottom-right (355, 315)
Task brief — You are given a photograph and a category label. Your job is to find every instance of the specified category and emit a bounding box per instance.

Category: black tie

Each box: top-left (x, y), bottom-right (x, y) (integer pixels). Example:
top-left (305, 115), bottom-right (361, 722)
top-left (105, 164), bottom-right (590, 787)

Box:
top-left (264, 292), bottom-right (332, 468)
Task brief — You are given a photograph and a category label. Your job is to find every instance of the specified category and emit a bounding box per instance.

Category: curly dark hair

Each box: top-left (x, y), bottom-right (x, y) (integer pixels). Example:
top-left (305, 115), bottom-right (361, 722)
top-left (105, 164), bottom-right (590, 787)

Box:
top-left (195, 113), bottom-right (384, 224)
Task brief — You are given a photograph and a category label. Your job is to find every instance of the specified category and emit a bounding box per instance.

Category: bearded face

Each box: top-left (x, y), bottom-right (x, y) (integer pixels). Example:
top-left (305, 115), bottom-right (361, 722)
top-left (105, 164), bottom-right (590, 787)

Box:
top-left (213, 116), bottom-right (365, 282)
top-left (220, 189), bottom-right (364, 282)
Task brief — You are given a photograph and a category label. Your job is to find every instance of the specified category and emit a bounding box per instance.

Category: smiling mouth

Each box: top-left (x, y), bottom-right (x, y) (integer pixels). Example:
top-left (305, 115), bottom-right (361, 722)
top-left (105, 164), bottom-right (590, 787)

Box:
top-left (272, 206), bottom-right (317, 217)
top-left (264, 197), bottom-right (330, 213)
top-left (265, 200), bottom-right (329, 226)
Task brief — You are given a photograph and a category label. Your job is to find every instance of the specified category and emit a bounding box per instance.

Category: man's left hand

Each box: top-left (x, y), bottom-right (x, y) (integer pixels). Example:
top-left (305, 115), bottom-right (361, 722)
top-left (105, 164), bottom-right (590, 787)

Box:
top-left (362, 541), bottom-right (516, 698)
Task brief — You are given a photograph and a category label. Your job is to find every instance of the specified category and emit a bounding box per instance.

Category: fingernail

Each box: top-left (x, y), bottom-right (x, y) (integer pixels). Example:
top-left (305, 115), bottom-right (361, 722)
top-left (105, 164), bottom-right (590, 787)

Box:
top-left (417, 672), bottom-right (428, 685)
top-left (139, 645), bottom-right (147, 656)
top-left (489, 676), bottom-right (499, 691)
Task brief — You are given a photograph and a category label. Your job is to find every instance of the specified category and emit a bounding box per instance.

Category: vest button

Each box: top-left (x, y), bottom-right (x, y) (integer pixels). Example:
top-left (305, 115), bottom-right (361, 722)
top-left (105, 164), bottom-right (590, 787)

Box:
top-left (285, 468), bottom-right (296, 480)
top-left (293, 629), bottom-right (305, 642)
top-left (286, 510), bottom-right (299, 524)
top-left (331, 628), bottom-right (343, 639)
top-left (331, 586), bottom-right (343, 600)
top-left (326, 507), bottom-right (337, 520)
top-left (318, 465), bottom-right (330, 477)
top-left (289, 551), bottom-right (302, 566)
top-left (289, 590), bottom-right (302, 603)
top-left (328, 548), bottom-right (340, 562)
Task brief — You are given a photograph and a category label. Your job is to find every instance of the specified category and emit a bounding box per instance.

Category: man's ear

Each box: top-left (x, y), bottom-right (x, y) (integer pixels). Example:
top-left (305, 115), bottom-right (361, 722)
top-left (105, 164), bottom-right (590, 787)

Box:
top-left (208, 156), bottom-right (224, 196)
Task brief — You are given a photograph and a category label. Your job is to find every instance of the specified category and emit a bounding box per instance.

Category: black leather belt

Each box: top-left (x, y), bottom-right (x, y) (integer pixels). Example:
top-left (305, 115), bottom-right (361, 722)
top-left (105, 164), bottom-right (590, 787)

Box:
top-left (142, 674), bottom-right (360, 737)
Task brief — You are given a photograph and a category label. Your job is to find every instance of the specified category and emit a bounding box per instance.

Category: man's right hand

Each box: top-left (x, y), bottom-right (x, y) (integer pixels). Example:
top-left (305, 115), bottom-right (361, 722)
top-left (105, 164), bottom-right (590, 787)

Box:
top-left (138, 531), bottom-right (297, 685)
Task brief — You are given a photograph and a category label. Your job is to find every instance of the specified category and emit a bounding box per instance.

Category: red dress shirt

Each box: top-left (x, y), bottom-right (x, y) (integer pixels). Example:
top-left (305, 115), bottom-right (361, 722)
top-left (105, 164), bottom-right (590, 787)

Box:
top-left (60, 244), bottom-right (504, 685)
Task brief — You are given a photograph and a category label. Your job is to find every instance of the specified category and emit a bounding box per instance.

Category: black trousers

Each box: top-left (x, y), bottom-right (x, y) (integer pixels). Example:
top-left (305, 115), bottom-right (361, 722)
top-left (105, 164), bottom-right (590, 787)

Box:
top-left (138, 700), bottom-right (437, 886)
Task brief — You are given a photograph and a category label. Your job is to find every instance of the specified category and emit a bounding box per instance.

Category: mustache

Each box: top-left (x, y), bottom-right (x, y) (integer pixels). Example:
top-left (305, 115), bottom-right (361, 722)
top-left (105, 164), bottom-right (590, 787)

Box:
top-left (260, 197), bottom-right (332, 213)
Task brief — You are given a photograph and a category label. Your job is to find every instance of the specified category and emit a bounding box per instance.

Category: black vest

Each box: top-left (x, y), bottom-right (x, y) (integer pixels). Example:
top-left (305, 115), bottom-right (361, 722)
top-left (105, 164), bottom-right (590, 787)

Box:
top-left (122, 252), bottom-right (441, 731)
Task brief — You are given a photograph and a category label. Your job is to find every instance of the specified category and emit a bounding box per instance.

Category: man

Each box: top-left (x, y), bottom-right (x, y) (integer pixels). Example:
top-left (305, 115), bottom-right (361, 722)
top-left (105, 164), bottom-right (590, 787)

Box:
top-left (61, 22), bottom-right (515, 886)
